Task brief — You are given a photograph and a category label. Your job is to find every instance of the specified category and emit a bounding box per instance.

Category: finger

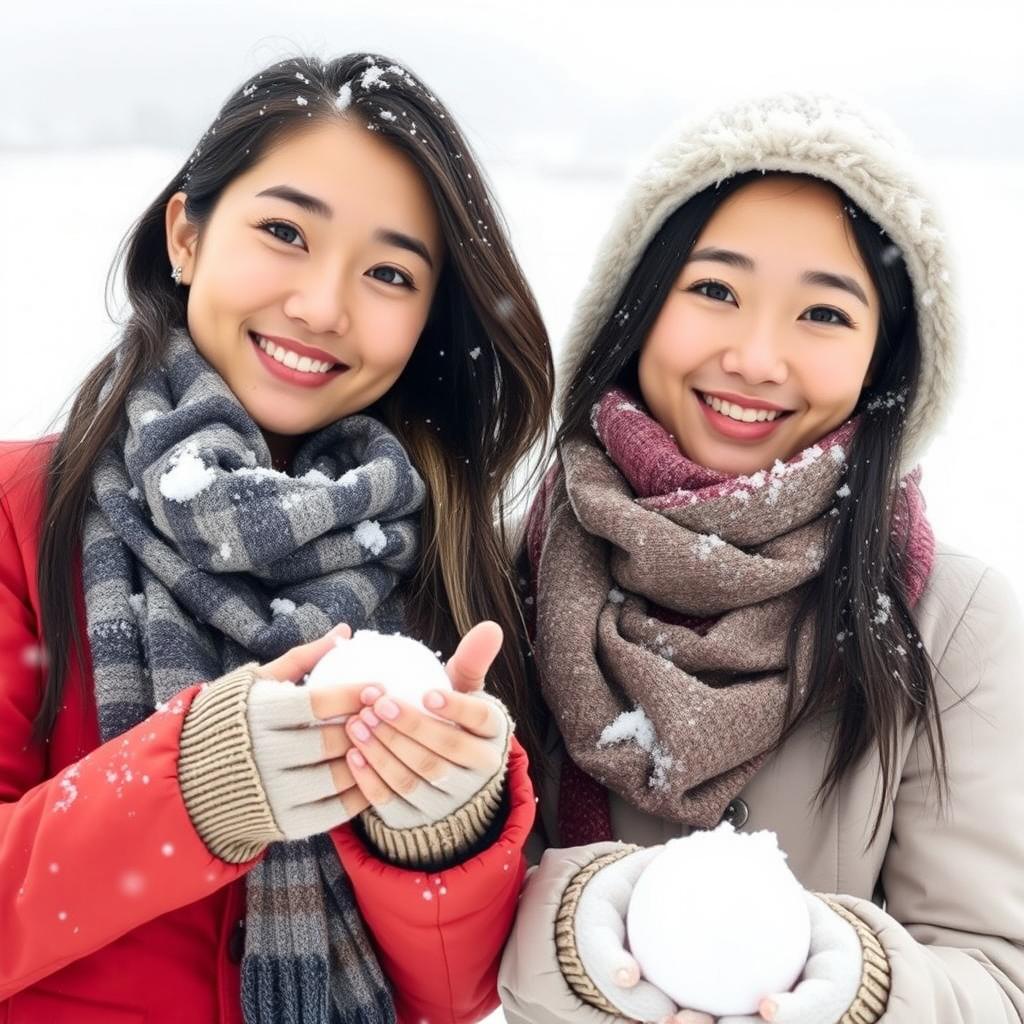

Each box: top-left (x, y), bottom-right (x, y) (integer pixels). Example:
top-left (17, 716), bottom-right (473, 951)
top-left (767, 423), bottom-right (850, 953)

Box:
top-left (760, 978), bottom-right (832, 1022)
top-left (419, 688), bottom-right (504, 740)
top-left (612, 956), bottom-right (640, 989)
top-left (320, 724), bottom-right (353, 761)
top-left (308, 683), bottom-right (382, 722)
top-left (674, 1012), bottom-right (716, 1024)
top-left (356, 710), bottom-right (455, 783)
top-left (347, 714), bottom-right (452, 805)
top-left (336, 785), bottom-right (370, 819)
top-left (373, 696), bottom-right (500, 768)
top-left (444, 621), bottom-right (503, 693)
top-left (260, 622), bottom-right (352, 682)
top-left (346, 745), bottom-right (403, 811)
top-left (327, 755), bottom-right (357, 793)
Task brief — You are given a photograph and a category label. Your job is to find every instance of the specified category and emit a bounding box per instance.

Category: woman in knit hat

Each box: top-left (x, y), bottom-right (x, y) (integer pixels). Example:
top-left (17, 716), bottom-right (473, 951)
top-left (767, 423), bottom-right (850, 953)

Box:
top-left (498, 95), bottom-right (1024, 1024)
top-left (0, 53), bottom-right (551, 1024)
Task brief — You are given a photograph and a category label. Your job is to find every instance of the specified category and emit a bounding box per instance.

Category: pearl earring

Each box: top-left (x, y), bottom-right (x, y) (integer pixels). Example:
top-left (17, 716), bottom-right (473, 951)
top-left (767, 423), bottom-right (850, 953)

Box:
top-left (171, 265), bottom-right (183, 286)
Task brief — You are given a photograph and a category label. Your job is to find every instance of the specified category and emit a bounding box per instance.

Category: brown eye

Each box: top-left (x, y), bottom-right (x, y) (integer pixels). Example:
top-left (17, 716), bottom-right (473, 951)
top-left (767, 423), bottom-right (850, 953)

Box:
top-left (802, 306), bottom-right (852, 327)
top-left (258, 219), bottom-right (305, 248)
top-left (367, 266), bottom-right (414, 289)
top-left (691, 280), bottom-right (737, 305)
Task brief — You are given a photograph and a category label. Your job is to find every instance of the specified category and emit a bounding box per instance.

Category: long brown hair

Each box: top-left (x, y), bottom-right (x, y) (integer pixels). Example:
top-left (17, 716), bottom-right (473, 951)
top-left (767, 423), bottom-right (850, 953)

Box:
top-left (33, 54), bottom-right (553, 749)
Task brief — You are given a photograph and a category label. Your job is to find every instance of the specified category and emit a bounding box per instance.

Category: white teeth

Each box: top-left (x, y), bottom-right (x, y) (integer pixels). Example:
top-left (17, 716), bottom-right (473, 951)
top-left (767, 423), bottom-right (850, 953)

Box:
top-left (702, 392), bottom-right (783, 422)
top-left (255, 335), bottom-right (335, 375)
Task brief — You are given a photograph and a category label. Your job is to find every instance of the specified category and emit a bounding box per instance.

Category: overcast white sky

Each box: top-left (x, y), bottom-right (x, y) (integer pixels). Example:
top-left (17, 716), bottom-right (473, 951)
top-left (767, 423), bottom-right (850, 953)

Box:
top-left (2, 0), bottom-right (1022, 166)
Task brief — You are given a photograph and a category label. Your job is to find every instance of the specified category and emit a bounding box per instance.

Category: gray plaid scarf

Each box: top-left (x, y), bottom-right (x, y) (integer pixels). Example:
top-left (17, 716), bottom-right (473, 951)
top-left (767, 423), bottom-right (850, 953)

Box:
top-left (81, 330), bottom-right (425, 1024)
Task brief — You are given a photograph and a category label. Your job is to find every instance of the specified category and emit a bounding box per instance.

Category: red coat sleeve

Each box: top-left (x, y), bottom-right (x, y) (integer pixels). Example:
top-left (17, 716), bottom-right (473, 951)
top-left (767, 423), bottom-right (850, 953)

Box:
top-left (0, 497), bottom-right (258, 1000)
top-left (332, 738), bottom-right (536, 1024)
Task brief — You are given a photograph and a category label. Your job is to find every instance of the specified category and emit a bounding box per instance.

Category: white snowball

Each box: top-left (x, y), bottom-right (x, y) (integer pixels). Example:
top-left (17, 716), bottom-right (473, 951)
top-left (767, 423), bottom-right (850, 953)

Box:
top-left (627, 824), bottom-right (810, 1016)
top-left (305, 630), bottom-right (451, 715)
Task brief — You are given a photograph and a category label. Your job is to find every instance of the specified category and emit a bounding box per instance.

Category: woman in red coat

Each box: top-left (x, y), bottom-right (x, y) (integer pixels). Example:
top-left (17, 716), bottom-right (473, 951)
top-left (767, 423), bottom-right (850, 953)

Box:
top-left (0, 52), bottom-right (550, 1024)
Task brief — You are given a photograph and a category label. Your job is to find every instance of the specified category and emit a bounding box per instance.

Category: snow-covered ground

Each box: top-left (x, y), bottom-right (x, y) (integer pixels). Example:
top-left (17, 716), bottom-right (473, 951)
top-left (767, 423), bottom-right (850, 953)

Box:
top-left (2, 148), bottom-right (1022, 601)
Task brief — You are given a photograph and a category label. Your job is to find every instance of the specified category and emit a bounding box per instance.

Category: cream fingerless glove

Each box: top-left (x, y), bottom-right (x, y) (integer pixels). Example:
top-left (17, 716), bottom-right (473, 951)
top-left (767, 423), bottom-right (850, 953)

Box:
top-left (359, 692), bottom-right (513, 870)
top-left (178, 668), bottom-right (362, 864)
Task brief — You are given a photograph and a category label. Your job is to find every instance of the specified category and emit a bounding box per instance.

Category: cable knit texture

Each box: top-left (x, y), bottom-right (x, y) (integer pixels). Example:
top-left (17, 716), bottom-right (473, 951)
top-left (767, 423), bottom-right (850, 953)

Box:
top-left (553, 847), bottom-right (640, 1017)
top-left (817, 895), bottom-right (892, 1024)
top-left (178, 664), bottom-right (282, 864)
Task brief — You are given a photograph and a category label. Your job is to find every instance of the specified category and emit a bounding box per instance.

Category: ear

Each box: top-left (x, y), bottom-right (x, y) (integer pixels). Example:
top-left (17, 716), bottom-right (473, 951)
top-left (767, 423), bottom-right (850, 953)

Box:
top-left (165, 192), bottom-right (200, 286)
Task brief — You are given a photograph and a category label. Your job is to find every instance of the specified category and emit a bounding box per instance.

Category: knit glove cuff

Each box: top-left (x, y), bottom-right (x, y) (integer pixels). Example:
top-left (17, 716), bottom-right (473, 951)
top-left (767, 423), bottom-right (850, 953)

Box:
top-left (555, 844), bottom-right (682, 1022)
top-left (554, 846), bottom-right (642, 1017)
top-left (178, 664), bottom-right (283, 864)
top-left (358, 692), bottom-right (513, 870)
top-left (816, 896), bottom-right (891, 1024)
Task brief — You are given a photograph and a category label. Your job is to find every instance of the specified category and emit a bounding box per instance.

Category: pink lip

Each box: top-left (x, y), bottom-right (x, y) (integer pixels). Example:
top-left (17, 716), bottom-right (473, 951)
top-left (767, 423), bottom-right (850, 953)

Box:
top-left (250, 333), bottom-right (349, 389)
top-left (695, 390), bottom-right (792, 442)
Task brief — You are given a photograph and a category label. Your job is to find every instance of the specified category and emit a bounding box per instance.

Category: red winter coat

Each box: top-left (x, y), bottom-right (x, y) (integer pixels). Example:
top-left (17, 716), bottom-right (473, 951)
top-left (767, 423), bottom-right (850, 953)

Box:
top-left (0, 438), bottom-right (534, 1024)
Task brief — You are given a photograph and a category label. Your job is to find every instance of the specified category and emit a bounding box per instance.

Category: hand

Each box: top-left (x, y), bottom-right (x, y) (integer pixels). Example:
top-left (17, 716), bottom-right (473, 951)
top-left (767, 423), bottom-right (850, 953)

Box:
top-left (717, 893), bottom-right (862, 1024)
top-left (247, 622), bottom-right (388, 840)
top-left (572, 846), bottom-right (703, 1023)
top-left (342, 621), bottom-right (513, 828)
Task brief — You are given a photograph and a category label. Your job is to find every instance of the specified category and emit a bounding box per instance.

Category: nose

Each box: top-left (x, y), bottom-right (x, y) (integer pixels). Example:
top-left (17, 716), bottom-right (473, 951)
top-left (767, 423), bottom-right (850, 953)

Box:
top-left (282, 266), bottom-right (351, 338)
top-left (719, 316), bottom-right (788, 386)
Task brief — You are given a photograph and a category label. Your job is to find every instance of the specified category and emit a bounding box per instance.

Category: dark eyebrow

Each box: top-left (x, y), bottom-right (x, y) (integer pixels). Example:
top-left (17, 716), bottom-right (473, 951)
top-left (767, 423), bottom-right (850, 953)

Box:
top-left (801, 271), bottom-right (869, 307)
top-left (255, 186), bottom-right (434, 270)
top-left (256, 185), bottom-right (333, 219)
top-left (688, 247), bottom-right (756, 271)
top-left (689, 246), bottom-right (869, 307)
top-left (374, 228), bottom-right (434, 270)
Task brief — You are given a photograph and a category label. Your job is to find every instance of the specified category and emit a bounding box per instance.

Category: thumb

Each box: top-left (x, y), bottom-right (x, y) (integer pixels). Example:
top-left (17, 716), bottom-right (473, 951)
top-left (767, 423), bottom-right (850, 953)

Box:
top-left (260, 622), bottom-right (352, 683)
top-left (445, 621), bottom-right (503, 693)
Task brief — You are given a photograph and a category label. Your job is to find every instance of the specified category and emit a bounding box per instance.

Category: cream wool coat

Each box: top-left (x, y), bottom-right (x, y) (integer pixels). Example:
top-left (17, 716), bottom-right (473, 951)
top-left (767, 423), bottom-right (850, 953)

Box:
top-left (499, 545), bottom-right (1024, 1023)
top-left (498, 94), bottom-right (1024, 1024)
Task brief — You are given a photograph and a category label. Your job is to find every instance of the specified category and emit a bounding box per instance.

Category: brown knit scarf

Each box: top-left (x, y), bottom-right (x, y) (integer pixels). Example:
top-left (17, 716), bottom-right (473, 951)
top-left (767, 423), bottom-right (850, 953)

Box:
top-left (532, 388), bottom-right (933, 832)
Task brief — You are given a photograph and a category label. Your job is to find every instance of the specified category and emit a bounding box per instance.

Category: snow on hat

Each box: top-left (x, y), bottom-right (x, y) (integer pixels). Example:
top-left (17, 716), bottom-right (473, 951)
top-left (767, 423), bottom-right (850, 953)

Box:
top-left (559, 93), bottom-right (958, 472)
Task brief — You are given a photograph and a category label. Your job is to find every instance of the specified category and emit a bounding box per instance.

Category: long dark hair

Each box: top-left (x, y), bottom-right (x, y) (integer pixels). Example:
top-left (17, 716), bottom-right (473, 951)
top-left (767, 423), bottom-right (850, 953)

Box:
top-left (33, 53), bottom-right (553, 747)
top-left (556, 170), bottom-right (945, 838)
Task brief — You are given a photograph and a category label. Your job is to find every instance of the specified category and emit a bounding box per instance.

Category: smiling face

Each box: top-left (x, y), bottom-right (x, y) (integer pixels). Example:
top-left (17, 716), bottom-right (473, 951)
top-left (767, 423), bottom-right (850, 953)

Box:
top-left (636, 175), bottom-right (880, 476)
top-left (165, 119), bottom-right (442, 454)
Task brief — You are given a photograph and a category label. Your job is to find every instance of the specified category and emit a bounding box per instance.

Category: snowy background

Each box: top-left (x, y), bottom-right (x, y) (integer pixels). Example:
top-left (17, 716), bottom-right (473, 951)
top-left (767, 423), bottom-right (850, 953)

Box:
top-left (2, 0), bottom-right (1023, 613)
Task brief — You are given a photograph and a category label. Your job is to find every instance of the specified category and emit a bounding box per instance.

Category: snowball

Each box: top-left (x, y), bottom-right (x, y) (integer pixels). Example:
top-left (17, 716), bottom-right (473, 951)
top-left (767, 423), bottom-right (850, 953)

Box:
top-left (306, 630), bottom-right (451, 716)
top-left (627, 825), bottom-right (810, 1016)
